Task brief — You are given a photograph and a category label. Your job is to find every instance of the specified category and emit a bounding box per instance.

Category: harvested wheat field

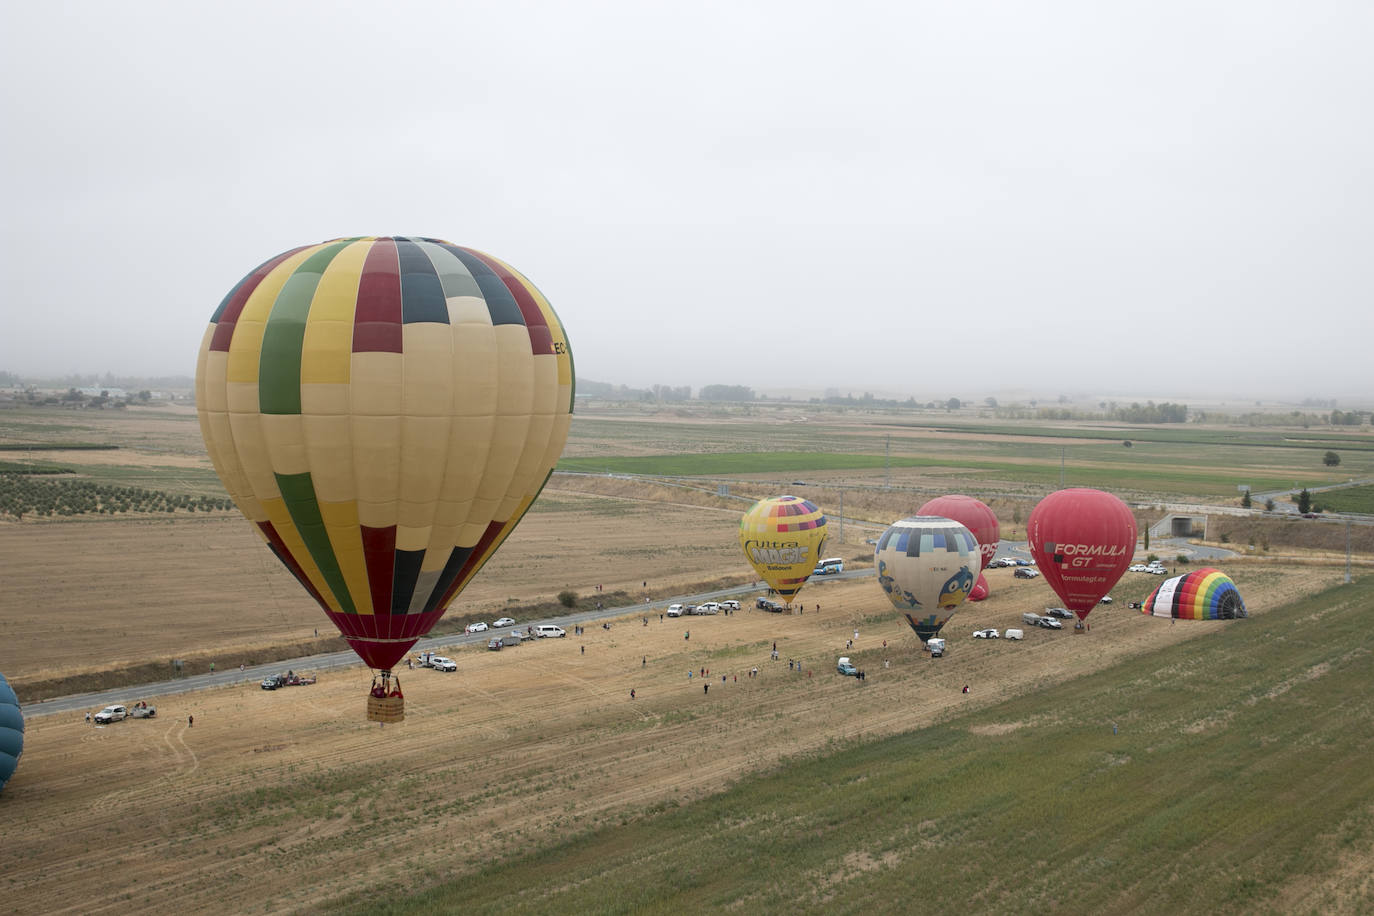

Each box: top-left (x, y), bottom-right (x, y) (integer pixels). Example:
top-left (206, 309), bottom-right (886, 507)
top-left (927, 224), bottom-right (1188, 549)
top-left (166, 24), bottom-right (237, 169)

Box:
top-left (1, 548), bottom-right (1334, 914)
top-left (0, 485), bottom-right (759, 690)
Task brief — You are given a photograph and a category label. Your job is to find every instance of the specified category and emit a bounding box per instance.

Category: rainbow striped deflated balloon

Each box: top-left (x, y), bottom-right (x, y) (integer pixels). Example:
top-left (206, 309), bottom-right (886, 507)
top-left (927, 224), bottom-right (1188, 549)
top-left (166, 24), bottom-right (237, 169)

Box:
top-left (1142, 568), bottom-right (1247, 620)
top-left (196, 237), bottom-right (574, 674)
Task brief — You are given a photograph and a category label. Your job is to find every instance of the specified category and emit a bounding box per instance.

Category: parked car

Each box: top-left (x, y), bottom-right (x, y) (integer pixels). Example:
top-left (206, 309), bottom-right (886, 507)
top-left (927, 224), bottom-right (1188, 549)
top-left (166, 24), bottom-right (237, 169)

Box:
top-left (693, 602), bottom-right (720, 615)
top-left (836, 657), bottom-right (858, 676)
top-left (261, 675), bottom-right (285, 690)
top-left (94, 705), bottom-right (128, 723)
top-left (1013, 567), bottom-right (1039, 579)
top-left (927, 638), bottom-right (946, 657)
top-left (972, 628), bottom-right (1000, 639)
top-left (1129, 564), bottom-right (1149, 572)
top-left (1099, 595), bottom-right (1113, 604)
top-left (129, 703), bottom-right (156, 718)
top-left (666, 604), bottom-right (685, 617)
top-left (431, 656), bottom-right (457, 670)
top-left (720, 600), bottom-right (740, 611)
top-left (989, 557), bottom-right (1015, 568)
top-left (493, 617), bottom-right (516, 628)
top-left (534, 624), bottom-right (566, 638)
top-left (1148, 566), bottom-right (1169, 575)
top-left (1045, 607), bottom-right (1074, 619)
top-left (465, 621), bottom-right (489, 633)
top-left (1014, 558), bottom-right (1033, 566)
top-left (1037, 617), bottom-right (1064, 629)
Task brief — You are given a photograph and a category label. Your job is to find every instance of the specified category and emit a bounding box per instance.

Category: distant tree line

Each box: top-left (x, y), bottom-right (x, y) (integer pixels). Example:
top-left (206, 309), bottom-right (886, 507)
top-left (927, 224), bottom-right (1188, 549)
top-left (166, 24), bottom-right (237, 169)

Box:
top-left (1106, 402), bottom-right (1188, 423)
top-left (1328, 409), bottom-right (1369, 426)
top-left (698, 384), bottom-right (754, 402)
top-left (0, 370), bottom-right (192, 390)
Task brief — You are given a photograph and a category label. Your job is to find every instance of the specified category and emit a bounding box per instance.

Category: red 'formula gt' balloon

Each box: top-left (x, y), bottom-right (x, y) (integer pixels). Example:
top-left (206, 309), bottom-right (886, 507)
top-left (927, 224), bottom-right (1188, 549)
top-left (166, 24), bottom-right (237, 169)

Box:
top-left (1027, 488), bottom-right (1136, 623)
top-left (918, 495), bottom-right (999, 601)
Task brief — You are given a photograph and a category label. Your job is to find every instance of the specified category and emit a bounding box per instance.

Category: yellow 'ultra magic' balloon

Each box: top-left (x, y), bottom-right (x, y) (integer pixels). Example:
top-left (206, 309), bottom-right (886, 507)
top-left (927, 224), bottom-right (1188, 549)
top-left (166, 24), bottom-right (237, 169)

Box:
top-left (738, 495), bottom-right (828, 603)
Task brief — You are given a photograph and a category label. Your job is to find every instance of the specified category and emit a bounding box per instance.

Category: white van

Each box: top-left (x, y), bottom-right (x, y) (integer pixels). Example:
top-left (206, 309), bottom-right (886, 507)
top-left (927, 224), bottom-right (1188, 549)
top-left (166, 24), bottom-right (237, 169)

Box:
top-left (927, 638), bottom-right (946, 657)
top-left (1004, 628), bottom-right (1024, 640)
top-left (666, 604), bottom-right (685, 617)
top-left (535, 624), bottom-right (566, 638)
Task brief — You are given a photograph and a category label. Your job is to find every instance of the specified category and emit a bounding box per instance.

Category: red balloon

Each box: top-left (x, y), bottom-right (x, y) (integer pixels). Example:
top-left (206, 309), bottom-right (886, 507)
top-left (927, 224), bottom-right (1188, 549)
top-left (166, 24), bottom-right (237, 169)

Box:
top-left (1027, 488), bottom-right (1137, 622)
top-left (917, 495), bottom-right (999, 572)
top-left (969, 572), bottom-right (989, 601)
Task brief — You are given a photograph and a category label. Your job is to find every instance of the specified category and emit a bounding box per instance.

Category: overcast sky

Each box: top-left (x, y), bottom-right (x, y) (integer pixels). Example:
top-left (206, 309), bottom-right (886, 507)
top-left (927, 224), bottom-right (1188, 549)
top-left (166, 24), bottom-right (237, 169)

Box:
top-left (3, 1), bottom-right (1371, 403)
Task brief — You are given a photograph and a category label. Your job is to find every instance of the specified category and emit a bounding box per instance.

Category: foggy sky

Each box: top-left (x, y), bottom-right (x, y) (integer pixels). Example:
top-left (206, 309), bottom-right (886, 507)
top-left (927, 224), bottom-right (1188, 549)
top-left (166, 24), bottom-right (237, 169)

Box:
top-left (3, 2), bottom-right (1371, 403)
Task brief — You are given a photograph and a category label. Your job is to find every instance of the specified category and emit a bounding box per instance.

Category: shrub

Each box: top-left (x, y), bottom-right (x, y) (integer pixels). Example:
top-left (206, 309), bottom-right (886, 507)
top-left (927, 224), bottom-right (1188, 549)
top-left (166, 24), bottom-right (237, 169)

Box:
top-left (557, 590), bottom-right (578, 609)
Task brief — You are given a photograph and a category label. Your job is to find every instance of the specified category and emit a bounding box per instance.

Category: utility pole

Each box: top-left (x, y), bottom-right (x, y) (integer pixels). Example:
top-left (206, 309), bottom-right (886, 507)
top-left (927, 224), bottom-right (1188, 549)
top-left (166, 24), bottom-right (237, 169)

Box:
top-left (1347, 518), bottom-right (1353, 584)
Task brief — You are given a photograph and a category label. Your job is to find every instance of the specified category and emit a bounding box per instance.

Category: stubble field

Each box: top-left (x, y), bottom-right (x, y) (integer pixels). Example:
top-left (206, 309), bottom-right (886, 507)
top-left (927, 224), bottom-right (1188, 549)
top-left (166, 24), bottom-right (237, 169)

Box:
top-left (2, 402), bottom-right (1371, 913)
top-left (4, 550), bottom-right (1333, 913)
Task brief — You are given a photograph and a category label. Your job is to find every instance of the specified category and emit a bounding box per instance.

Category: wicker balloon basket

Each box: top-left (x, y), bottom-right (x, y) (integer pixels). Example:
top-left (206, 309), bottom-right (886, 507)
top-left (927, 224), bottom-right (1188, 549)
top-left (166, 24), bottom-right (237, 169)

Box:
top-left (366, 673), bottom-right (404, 723)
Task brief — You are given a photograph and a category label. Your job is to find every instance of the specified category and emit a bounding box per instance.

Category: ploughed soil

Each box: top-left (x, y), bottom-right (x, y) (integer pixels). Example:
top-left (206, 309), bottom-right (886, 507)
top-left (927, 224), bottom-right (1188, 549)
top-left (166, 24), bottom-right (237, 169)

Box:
top-left (1, 502), bottom-right (1338, 913)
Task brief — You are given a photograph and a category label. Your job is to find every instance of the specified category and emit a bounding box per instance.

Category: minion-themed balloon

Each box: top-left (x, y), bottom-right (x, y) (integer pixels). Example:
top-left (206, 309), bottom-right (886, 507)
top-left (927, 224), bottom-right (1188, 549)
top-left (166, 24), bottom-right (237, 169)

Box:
top-left (874, 516), bottom-right (978, 643)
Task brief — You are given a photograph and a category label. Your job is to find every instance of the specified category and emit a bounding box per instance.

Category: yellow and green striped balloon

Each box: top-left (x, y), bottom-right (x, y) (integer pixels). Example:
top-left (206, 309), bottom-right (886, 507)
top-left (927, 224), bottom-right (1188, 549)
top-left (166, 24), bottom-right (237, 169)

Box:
top-left (196, 237), bottom-right (573, 672)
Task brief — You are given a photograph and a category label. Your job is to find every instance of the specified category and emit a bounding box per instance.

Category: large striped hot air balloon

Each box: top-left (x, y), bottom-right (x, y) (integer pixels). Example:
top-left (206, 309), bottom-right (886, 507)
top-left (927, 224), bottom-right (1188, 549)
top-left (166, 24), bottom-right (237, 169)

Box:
top-left (196, 237), bottom-right (573, 718)
top-left (739, 495), bottom-right (828, 604)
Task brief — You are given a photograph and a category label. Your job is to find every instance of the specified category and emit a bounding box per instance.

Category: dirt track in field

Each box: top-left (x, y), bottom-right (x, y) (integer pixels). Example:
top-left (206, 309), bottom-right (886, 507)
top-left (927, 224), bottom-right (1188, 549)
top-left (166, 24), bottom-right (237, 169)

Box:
top-left (1, 529), bottom-right (1334, 913)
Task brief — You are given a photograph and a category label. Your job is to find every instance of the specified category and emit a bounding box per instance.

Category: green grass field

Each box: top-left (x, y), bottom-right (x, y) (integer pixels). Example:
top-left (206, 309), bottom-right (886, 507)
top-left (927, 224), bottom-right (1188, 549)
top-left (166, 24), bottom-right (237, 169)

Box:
top-left (556, 450), bottom-right (1355, 500)
top-left (345, 576), bottom-right (1374, 915)
top-left (1313, 486), bottom-right (1374, 515)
